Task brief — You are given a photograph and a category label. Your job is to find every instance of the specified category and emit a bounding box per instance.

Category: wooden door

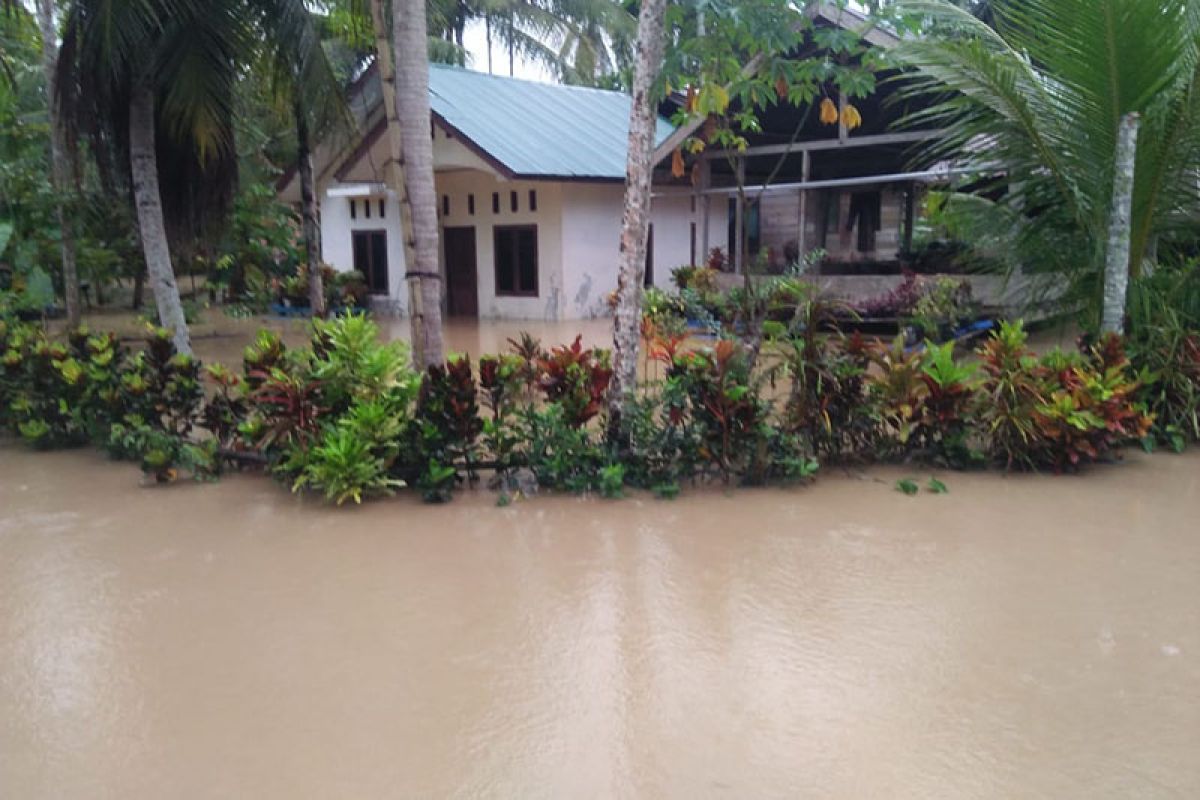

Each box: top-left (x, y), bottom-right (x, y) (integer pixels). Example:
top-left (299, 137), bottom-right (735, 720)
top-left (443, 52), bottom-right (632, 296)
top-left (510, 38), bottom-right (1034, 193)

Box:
top-left (443, 226), bottom-right (478, 317)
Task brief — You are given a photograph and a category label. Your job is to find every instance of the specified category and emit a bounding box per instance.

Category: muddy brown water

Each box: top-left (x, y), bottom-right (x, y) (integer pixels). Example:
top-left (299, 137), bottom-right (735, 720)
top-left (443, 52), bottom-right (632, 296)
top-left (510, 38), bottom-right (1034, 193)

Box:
top-left (2, 436), bottom-right (1198, 799)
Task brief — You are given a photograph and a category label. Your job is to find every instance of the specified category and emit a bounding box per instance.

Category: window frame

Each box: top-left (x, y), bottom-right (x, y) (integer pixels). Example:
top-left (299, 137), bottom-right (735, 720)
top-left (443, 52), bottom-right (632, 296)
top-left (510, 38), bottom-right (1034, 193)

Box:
top-left (493, 224), bottom-right (539, 298)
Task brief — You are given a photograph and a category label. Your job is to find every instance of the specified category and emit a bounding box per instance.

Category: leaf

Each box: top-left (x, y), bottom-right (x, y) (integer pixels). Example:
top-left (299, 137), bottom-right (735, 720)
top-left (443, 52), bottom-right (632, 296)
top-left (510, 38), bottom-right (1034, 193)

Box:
top-left (895, 478), bottom-right (919, 496)
top-left (927, 477), bottom-right (948, 494)
top-left (0, 220), bottom-right (12, 257)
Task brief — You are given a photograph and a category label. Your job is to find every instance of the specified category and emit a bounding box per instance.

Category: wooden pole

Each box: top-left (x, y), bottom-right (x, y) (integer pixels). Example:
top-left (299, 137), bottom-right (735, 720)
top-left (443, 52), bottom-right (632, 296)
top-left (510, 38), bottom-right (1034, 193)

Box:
top-left (797, 150), bottom-right (810, 261)
top-left (902, 183), bottom-right (916, 257)
top-left (734, 157), bottom-right (745, 273)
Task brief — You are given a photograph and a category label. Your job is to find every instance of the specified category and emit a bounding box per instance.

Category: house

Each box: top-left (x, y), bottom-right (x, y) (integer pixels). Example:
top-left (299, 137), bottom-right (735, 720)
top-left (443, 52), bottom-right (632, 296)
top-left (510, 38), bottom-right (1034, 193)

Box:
top-left (279, 63), bottom-right (692, 320)
top-left (279, 5), bottom-right (970, 322)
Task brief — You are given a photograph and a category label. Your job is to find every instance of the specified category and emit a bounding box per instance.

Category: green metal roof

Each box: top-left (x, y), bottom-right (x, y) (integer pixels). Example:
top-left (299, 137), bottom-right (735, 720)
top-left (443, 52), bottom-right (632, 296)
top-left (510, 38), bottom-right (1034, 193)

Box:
top-left (428, 64), bottom-right (676, 181)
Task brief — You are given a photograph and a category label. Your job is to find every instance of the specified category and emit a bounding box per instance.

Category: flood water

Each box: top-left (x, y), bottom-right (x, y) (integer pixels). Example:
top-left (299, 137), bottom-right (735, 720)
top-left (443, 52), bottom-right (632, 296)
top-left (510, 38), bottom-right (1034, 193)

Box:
top-left (2, 436), bottom-right (1198, 798)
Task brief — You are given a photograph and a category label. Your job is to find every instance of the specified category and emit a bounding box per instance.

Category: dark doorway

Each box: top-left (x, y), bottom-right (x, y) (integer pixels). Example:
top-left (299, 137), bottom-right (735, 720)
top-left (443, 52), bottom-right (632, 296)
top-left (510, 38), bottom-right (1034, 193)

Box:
top-left (444, 226), bottom-right (478, 317)
top-left (849, 191), bottom-right (882, 253)
top-left (352, 230), bottom-right (389, 294)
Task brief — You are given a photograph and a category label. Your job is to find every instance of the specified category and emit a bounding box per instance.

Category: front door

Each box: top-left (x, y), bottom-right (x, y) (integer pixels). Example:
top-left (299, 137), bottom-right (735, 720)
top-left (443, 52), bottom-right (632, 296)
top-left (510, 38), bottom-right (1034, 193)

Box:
top-left (443, 226), bottom-right (478, 317)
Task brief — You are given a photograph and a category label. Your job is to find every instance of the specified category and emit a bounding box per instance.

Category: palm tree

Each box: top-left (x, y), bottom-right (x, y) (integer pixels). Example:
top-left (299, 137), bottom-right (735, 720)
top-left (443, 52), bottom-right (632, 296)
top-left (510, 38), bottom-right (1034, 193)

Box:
top-left (458, 0), bottom-right (636, 87)
top-left (894, 0), bottom-right (1200, 331)
top-left (258, 2), bottom-right (352, 319)
top-left (60, 0), bottom-right (348, 351)
top-left (395, 0), bottom-right (446, 368)
top-left (33, 0), bottom-right (81, 326)
top-left (60, 0), bottom-right (243, 355)
top-left (607, 0), bottom-right (668, 438)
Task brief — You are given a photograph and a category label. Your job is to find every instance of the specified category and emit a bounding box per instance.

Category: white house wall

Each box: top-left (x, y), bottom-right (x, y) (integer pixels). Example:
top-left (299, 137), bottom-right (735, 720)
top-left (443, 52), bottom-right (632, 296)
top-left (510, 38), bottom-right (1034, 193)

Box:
top-left (317, 122), bottom-right (702, 320)
top-left (436, 170), bottom-right (566, 320)
top-left (319, 188), bottom-right (410, 315)
top-left (560, 184), bottom-right (695, 318)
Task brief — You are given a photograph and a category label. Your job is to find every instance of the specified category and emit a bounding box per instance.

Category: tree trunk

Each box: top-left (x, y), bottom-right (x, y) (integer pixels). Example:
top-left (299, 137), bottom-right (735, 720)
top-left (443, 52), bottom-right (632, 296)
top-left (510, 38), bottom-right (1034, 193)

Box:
top-left (295, 98), bottom-right (326, 318)
top-left (394, 0), bottom-right (445, 368)
top-left (35, 0), bottom-right (81, 327)
top-left (1101, 112), bottom-right (1139, 335)
top-left (129, 78), bottom-right (192, 356)
top-left (606, 0), bottom-right (669, 439)
top-left (485, 15), bottom-right (493, 74)
top-left (368, 0), bottom-right (434, 366)
top-left (508, 13), bottom-right (515, 77)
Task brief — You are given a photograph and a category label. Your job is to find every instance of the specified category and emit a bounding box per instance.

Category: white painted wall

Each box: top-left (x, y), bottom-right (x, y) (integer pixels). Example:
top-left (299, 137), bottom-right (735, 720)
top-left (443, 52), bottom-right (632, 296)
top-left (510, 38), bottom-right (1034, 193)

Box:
top-left (559, 184), bottom-right (697, 317)
top-left (436, 171), bottom-right (565, 320)
top-left (319, 122), bottom-right (572, 320)
top-left (316, 120), bottom-right (704, 320)
top-left (319, 188), bottom-right (410, 315)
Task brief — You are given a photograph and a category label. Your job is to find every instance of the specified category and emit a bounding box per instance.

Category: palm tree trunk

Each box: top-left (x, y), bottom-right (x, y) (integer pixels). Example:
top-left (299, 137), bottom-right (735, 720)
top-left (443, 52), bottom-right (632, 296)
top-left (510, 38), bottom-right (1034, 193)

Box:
top-left (35, 0), bottom-right (81, 327)
top-left (486, 14), bottom-right (493, 74)
top-left (295, 98), bottom-right (326, 318)
top-left (507, 12), bottom-right (515, 77)
top-left (607, 0), bottom-right (669, 439)
top-left (394, 0), bottom-right (445, 368)
top-left (368, 0), bottom-right (427, 364)
top-left (1101, 112), bottom-right (1140, 335)
top-left (129, 77), bottom-right (191, 356)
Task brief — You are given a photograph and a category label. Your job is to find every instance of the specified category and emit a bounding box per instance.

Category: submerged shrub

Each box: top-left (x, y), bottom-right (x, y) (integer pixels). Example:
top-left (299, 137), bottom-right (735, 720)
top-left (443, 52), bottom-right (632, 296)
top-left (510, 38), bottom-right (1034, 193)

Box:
top-left (535, 336), bottom-right (612, 428)
top-left (293, 425), bottom-right (401, 505)
top-left (1, 298), bottom-right (1169, 506)
top-left (975, 323), bottom-right (1151, 471)
top-left (674, 339), bottom-right (771, 483)
top-left (1130, 317), bottom-right (1200, 451)
top-left (778, 328), bottom-right (876, 460)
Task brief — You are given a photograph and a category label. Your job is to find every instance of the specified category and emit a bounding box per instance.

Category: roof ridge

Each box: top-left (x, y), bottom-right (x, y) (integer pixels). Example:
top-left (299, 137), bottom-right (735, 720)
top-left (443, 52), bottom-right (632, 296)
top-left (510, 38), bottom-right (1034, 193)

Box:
top-left (428, 62), bottom-right (633, 100)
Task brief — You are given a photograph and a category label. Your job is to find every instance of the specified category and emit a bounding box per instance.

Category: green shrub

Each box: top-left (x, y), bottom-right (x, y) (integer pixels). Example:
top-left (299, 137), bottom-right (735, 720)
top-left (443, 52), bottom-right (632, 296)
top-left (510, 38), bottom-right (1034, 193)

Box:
top-left (975, 322), bottom-right (1151, 470)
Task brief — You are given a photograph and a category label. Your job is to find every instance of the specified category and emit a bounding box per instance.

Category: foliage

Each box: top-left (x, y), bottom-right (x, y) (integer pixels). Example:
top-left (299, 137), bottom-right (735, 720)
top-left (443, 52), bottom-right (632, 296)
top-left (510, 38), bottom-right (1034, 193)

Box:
top-left (856, 272), bottom-right (926, 318)
top-left (518, 401), bottom-right (606, 493)
top-left (293, 412), bottom-right (401, 505)
top-left (535, 335), bottom-right (612, 428)
top-left (414, 355), bottom-right (484, 492)
top-left (777, 322), bottom-right (877, 461)
top-left (893, 0), bottom-right (1200, 325)
top-left (975, 321), bottom-right (1152, 470)
top-left (673, 339), bottom-right (771, 483)
top-left (908, 277), bottom-right (977, 339)
top-left (0, 308), bottom-right (1171, 505)
top-left (671, 265), bottom-right (719, 293)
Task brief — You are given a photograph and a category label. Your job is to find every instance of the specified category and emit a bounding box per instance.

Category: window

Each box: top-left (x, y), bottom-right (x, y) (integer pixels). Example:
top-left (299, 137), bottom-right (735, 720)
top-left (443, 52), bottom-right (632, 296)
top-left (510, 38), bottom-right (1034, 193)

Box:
top-left (364, 198), bottom-right (371, 219)
top-left (494, 225), bottom-right (538, 296)
top-left (349, 199), bottom-right (357, 220)
top-left (690, 222), bottom-right (697, 265)
top-left (528, 190), bottom-right (537, 212)
top-left (468, 194), bottom-right (475, 215)
top-left (492, 192), bottom-right (500, 214)
top-left (442, 195), bottom-right (450, 217)
top-left (378, 199), bottom-right (385, 218)
top-left (510, 191), bottom-right (518, 212)
top-left (352, 230), bottom-right (389, 294)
